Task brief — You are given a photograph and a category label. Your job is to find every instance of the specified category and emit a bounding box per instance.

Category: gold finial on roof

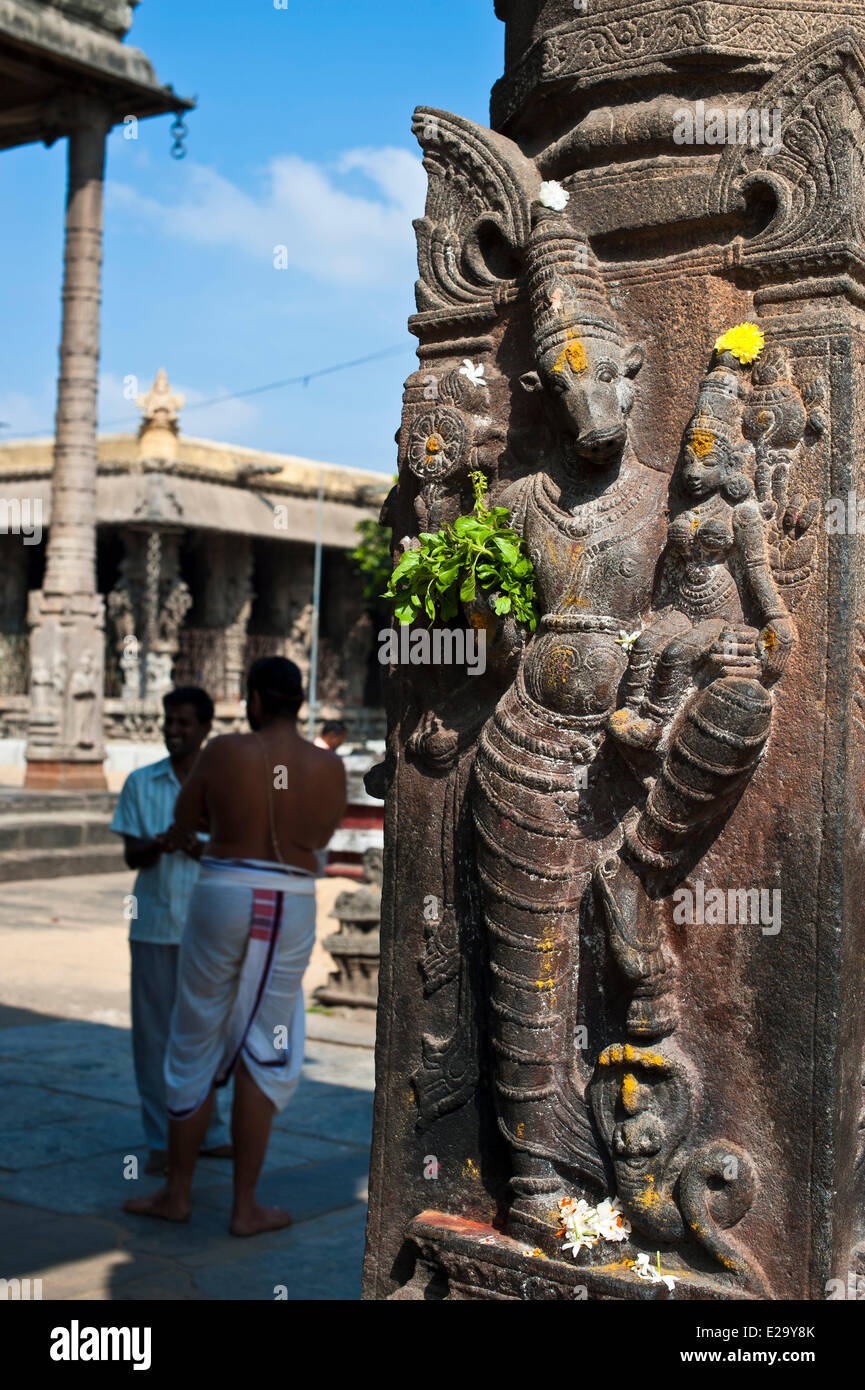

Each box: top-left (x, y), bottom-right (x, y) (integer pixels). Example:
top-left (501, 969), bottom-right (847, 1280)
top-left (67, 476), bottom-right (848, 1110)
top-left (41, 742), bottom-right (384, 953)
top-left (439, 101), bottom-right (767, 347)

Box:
top-left (136, 368), bottom-right (185, 461)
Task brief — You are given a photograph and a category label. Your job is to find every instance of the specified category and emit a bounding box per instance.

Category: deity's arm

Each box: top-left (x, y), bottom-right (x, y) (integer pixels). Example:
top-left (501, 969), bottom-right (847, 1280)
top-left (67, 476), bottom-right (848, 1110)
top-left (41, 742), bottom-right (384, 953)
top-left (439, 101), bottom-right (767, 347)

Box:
top-left (497, 474), bottom-right (531, 538)
top-left (732, 501), bottom-right (795, 681)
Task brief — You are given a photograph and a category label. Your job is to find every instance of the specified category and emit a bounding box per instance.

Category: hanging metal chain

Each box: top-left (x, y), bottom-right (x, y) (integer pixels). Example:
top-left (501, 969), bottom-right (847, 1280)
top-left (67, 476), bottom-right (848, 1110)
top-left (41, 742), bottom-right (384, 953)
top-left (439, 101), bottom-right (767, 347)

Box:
top-left (170, 112), bottom-right (188, 160)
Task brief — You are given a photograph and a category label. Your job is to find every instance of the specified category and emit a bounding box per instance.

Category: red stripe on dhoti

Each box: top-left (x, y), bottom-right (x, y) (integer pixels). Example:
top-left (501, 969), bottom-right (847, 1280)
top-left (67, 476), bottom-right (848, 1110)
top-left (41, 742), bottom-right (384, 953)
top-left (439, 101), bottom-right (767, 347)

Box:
top-left (250, 888), bottom-right (279, 941)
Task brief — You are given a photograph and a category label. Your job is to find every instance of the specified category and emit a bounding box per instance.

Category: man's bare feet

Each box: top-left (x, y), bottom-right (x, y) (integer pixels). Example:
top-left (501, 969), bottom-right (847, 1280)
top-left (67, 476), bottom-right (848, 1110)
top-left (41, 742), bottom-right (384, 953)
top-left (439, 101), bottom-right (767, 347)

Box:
top-left (230, 1204), bottom-right (294, 1237)
top-left (123, 1187), bottom-right (191, 1223)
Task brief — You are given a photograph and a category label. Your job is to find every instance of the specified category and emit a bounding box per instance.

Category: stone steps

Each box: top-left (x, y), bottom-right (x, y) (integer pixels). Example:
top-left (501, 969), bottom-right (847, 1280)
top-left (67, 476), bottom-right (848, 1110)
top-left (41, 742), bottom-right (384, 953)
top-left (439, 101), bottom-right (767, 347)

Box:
top-left (0, 843), bottom-right (126, 882)
top-left (0, 790), bottom-right (117, 815)
top-left (0, 813), bottom-right (118, 852)
top-left (0, 789), bottom-right (124, 881)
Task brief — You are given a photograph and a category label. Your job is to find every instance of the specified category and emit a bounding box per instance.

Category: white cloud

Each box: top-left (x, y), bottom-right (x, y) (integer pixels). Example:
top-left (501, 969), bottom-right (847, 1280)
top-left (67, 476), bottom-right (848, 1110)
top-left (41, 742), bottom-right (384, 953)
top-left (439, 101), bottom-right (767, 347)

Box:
top-left (106, 146), bottom-right (426, 287)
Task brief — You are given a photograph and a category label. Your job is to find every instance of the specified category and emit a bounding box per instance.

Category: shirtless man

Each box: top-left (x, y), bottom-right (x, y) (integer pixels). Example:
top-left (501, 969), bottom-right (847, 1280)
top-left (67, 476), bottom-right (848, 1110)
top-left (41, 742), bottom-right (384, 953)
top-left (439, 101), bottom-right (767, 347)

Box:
top-left (123, 657), bottom-right (346, 1236)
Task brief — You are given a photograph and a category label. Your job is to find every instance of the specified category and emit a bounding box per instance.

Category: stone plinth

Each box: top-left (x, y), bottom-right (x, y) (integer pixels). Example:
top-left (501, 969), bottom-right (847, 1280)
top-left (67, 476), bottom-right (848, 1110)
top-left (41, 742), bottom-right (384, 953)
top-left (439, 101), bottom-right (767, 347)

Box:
top-left (392, 1212), bottom-right (757, 1301)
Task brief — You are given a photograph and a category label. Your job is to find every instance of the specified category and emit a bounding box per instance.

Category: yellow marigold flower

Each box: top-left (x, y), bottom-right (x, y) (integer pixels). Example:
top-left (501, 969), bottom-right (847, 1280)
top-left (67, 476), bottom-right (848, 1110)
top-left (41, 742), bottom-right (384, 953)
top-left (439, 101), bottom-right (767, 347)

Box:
top-left (714, 322), bottom-right (765, 364)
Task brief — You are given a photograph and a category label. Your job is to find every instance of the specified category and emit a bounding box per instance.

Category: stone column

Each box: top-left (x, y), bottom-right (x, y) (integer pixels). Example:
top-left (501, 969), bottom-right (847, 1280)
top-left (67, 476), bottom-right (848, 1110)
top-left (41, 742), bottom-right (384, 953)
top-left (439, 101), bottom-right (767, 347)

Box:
top-left (263, 542), bottom-right (314, 686)
top-left (363, 5), bottom-right (865, 1302)
top-left (107, 529), bottom-right (145, 702)
top-left (144, 529), bottom-right (191, 701)
top-left (223, 537), bottom-right (254, 702)
top-left (25, 97), bottom-right (111, 790)
top-left (198, 533), bottom-right (254, 702)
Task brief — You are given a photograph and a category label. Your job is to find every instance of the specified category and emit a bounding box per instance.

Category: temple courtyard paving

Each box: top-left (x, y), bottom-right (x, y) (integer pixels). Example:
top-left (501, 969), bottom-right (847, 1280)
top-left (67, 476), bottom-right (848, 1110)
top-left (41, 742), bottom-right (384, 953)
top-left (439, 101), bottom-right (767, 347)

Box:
top-left (0, 871), bottom-right (375, 1300)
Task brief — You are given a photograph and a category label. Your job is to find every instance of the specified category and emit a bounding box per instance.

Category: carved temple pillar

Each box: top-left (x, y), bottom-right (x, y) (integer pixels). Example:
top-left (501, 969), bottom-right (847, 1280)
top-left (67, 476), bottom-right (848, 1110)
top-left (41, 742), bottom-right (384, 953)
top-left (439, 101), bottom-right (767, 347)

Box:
top-left (197, 533), bottom-right (254, 702)
top-left (363, 3), bottom-right (865, 1301)
top-left (106, 527), bottom-right (190, 703)
top-left (142, 529), bottom-right (191, 702)
top-left (255, 541), bottom-right (314, 687)
top-left (25, 97), bottom-right (111, 789)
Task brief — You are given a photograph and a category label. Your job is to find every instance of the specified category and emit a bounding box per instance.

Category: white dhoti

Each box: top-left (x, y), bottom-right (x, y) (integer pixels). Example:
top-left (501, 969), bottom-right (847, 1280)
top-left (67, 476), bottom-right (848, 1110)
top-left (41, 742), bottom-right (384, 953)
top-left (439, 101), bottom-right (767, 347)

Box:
top-left (164, 857), bottom-right (317, 1118)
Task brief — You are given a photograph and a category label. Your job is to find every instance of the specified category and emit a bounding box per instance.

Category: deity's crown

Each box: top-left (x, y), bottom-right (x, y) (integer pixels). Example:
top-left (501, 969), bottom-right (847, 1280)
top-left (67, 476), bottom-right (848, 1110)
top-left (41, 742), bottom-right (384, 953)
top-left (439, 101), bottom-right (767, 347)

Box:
top-left (525, 204), bottom-right (624, 361)
top-left (685, 358), bottom-right (749, 452)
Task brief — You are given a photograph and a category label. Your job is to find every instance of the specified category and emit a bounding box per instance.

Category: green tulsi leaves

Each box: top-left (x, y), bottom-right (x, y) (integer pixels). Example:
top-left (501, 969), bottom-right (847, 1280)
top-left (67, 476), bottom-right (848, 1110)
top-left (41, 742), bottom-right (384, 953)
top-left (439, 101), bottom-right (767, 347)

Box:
top-left (382, 471), bottom-right (538, 631)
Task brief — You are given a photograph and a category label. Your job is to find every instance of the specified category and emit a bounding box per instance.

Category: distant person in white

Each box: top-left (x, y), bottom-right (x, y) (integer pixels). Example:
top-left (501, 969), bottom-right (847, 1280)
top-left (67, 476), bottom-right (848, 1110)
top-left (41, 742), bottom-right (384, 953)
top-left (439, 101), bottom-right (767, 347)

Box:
top-left (110, 686), bottom-right (231, 1176)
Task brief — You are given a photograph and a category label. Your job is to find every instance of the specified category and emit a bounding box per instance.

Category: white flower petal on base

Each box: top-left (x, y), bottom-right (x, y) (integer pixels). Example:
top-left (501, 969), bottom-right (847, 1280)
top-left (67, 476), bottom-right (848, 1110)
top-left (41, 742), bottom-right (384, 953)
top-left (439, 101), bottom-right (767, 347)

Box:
top-left (594, 1197), bottom-right (631, 1242)
top-left (631, 1251), bottom-right (678, 1289)
top-left (539, 180), bottom-right (570, 211)
top-left (558, 1194), bottom-right (631, 1260)
top-left (458, 359), bottom-right (486, 389)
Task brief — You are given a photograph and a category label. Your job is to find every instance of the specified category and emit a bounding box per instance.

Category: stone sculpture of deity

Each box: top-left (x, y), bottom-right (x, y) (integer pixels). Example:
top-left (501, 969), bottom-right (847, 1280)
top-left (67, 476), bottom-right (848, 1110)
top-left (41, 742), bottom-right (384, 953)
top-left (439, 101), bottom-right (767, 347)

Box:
top-left (470, 202), bottom-right (668, 1244)
top-left (470, 200), bottom-right (817, 1271)
top-left (610, 346), bottom-right (812, 749)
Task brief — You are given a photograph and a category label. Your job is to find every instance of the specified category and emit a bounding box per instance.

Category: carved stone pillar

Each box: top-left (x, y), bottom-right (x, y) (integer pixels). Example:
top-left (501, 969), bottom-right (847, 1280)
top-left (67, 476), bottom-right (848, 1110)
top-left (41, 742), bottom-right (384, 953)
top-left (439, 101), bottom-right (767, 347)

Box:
top-left (107, 529), bottom-right (145, 701)
top-left (364, 5), bottom-right (865, 1302)
top-left (106, 527), bottom-right (190, 702)
top-left (25, 97), bottom-right (111, 789)
top-left (200, 534), bottom-right (254, 702)
top-left (142, 529), bottom-right (191, 701)
top-left (258, 541), bottom-right (313, 686)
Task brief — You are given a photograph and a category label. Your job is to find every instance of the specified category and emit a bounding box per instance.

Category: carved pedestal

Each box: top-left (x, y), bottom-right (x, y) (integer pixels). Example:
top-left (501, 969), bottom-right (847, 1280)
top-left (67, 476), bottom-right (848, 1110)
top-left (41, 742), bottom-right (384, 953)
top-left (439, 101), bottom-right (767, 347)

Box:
top-left (393, 1212), bottom-right (757, 1301)
top-left (363, 4), bottom-right (865, 1301)
top-left (315, 849), bottom-right (381, 1011)
top-left (25, 590), bottom-right (106, 788)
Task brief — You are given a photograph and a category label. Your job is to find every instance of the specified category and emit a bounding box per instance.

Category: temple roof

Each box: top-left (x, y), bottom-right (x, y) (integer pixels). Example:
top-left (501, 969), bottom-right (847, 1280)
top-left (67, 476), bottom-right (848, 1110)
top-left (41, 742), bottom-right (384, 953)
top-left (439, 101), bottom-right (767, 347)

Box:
top-left (0, 0), bottom-right (191, 150)
top-left (0, 429), bottom-right (392, 548)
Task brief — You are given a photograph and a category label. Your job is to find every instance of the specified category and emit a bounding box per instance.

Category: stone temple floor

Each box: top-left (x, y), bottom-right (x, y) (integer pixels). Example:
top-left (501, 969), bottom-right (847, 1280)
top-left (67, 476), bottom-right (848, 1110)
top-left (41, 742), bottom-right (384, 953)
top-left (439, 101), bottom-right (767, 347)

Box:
top-left (0, 873), bottom-right (374, 1300)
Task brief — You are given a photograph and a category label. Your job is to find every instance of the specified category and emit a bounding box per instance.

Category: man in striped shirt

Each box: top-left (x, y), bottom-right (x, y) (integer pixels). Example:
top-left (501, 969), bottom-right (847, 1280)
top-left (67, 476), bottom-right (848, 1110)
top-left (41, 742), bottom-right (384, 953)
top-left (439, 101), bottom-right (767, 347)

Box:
top-left (111, 686), bottom-right (231, 1175)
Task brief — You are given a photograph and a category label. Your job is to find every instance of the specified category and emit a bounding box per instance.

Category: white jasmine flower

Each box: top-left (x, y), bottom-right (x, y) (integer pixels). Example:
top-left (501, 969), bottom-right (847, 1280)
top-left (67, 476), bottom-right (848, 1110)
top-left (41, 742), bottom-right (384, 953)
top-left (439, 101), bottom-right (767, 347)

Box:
top-left (560, 1198), bottom-right (600, 1258)
top-left (615, 627), bottom-right (642, 651)
top-left (559, 1194), bottom-right (634, 1260)
top-left (458, 359), bottom-right (486, 389)
top-left (539, 180), bottom-right (570, 211)
top-left (633, 1252), bottom-right (677, 1290)
top-left (594, 1197), bottom-right (630, 1242)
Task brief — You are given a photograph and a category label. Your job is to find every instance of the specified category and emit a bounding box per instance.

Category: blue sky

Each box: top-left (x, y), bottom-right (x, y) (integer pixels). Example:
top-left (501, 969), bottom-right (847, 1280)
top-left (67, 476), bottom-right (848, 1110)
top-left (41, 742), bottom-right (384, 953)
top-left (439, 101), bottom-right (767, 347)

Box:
top-left (0, 1), bottom-right (504, 471)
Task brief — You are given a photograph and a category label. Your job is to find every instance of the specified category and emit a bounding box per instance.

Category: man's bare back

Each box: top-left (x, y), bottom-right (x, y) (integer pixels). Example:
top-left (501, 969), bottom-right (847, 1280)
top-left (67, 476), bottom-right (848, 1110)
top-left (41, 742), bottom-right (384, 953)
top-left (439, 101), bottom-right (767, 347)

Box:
top-left (174, 723), bottom-right (346, 874)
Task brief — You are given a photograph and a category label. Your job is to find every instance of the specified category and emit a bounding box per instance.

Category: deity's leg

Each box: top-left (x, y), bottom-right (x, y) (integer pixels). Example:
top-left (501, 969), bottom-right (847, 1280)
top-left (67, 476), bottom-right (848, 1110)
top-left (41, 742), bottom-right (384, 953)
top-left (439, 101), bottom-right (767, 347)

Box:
top-left (626, 674), bottom-right (773, 875)
top-left (471, 673), bottom-right (615, 1247)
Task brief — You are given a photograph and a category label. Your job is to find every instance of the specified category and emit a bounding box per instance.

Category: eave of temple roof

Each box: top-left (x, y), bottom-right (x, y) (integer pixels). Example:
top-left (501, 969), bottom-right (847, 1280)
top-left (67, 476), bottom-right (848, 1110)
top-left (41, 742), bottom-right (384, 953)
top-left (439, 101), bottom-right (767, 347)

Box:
top-left (0, 0), bottom-right (191, 146)
top-left (0, 433), bottom-right (392, 505)
top-left (0, 433), bottom-right (391, 546)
